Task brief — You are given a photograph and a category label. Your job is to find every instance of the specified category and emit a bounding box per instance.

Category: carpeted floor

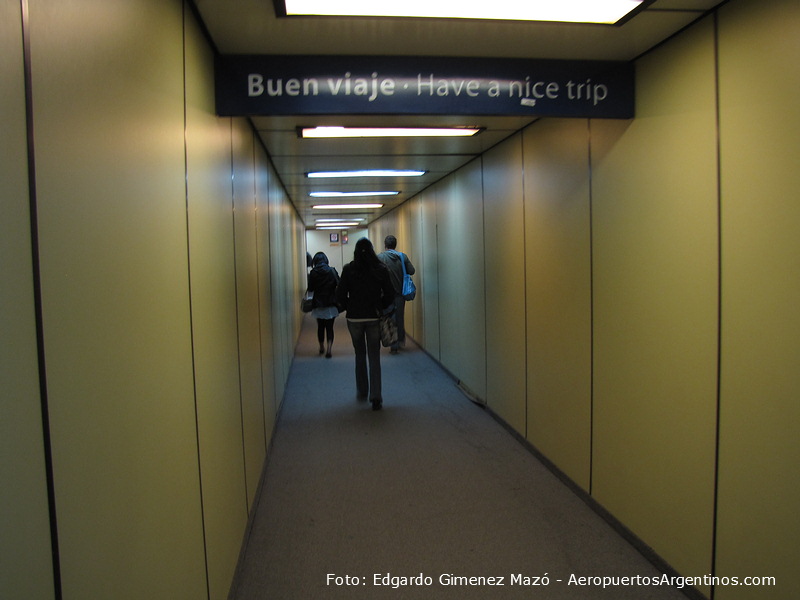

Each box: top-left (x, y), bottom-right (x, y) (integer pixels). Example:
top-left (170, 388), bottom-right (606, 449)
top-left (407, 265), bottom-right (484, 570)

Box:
top-left (230, 314), bottom-right (692, 599)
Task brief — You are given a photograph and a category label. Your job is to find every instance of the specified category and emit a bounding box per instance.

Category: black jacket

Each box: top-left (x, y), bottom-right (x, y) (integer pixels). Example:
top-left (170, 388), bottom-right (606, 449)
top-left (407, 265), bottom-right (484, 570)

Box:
top-left (335, 261), bottom-right (394, 319)
top-left (307, 264), bottom-right (339, 308)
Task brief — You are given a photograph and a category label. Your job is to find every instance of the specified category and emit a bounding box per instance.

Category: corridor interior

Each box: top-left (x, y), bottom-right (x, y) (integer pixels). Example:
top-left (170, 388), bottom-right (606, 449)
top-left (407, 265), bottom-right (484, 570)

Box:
top-left (229, 314), bottom-right (692, 600)
top-left (4, 2), bottom-right (798, 599)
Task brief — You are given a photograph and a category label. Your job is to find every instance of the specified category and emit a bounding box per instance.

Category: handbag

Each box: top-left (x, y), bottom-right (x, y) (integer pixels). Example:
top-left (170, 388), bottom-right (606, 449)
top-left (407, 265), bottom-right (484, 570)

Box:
top-left (379, 313), bottom-right (398, 347)
top-left (399, 252), bottom-right (416, 301)
top-left (301, 290), bottom-right (314, 313)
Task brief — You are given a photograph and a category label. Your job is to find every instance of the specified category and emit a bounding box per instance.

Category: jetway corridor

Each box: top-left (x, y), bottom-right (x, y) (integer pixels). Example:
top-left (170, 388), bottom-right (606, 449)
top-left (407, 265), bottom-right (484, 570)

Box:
top-left (229, 315), bottom-right (691, 600)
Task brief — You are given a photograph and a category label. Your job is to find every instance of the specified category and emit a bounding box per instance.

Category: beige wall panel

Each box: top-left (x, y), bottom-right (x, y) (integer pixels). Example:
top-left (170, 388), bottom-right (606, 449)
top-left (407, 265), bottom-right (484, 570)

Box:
top-left (398, 200), bottom-right (422, 339)
top-left (292, 217), bottom-right (305, 341)
top-left (270, 176), bottom-right (295, 400)
top-left (368, 224), bottom-right (382, 252)
top-left (419, 188), bottom-right (441, 357)
top-left (483, 136), bottom-right (527, 432)
top-left (396, 207), bottom-right (415, 339)
top-left (231, 119), bottom-right (268, 506)
top-left (436, 162), bottom-right (487, 400)
top-left (393, 203), bottom-right (413, 264)
top-left (402, 199), bottom-right (423, 342)
top-left (715, 0), bottom-right (800, 596)
top-left (434, 177), bottom-right (453, 365)
top-left (369, 215), bottom-right (391, 259)
top-left (370, 208), bottom-right (398, 259)
top-left (591, 18), bottom-right (719, 582)
top-left (285, 192), bottom-right (295, 395)
top-left (256, 145), bottom-right (279, 432)
top-left (0, 3), bottom-right (56, 598)
top-left (523, 119), bottom-right (592, 489)
top-left (184, 9), bottom-right (250, 599)
top-left (269, 175), bottom-right (290, 403)
top-left (30, 0), bottom-right (207, 597)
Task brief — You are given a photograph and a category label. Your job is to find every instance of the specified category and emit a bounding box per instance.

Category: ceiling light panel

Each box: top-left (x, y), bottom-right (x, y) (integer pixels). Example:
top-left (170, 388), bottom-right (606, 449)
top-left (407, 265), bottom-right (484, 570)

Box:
top-left (300, 126), bottom-right (481, 138)
top-left (282, 0), bottom-right (647, 24)
top-left (312, 203), bottom-right (385, 209)
top-left (307, 170), bottom-right (426, 178)
top-left (316, 218), bottom-right (364, 222)
top-left (310, 191), bottom-right (399, 197)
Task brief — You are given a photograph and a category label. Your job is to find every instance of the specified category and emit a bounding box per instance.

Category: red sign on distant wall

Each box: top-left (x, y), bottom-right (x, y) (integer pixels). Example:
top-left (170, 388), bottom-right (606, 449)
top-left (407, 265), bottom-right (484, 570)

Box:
top-left (216, 55), bottom-right (634, 119)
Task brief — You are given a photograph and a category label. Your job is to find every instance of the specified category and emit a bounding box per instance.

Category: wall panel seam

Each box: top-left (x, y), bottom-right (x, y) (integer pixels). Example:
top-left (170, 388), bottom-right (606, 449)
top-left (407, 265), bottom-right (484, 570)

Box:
top-left (20, 0), bottom-right (62, 596)
top-left (251, 132), bottom-right (269, 455)
top-left (587, 118), bottom-right (595, 498)
top-left (480, 158), bottom-right (489, 407)
top-left (229, 119), bottom-right (250, 516)
top-left (519, 135), bottom-right (529, 440)
top-left (181, 3), bottom-right (212, 598)
top-left (709, 9), bottom-right (723, 598)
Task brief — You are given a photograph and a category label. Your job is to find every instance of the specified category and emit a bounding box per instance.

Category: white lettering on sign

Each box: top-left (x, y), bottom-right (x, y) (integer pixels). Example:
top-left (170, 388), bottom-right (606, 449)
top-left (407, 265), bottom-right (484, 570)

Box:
top-left (248, 74), bottom-right (320, 97)
top-left (326, 72), bottom-right (395, 101)
top-left (508, 77), bottom-right (560, 100)
top-left (248, 74), bottom-right (264, 96)
top-left (416, 74), bottom-right (481, 97)
top-left (246, 71), bottom-right (613, 106)
top-left (566, 79), bottom-right (608, 105)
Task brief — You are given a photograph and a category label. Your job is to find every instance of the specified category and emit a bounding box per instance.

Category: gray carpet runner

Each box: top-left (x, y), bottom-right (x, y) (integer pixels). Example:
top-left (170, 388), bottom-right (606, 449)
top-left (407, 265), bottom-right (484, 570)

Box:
top-left (230, 315), bottom-right (690, 600)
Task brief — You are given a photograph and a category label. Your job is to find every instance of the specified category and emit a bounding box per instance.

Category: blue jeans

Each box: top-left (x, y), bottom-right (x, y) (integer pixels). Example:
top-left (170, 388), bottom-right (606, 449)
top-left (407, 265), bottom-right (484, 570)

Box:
top-left (346, 319), bottom-right (382, 401)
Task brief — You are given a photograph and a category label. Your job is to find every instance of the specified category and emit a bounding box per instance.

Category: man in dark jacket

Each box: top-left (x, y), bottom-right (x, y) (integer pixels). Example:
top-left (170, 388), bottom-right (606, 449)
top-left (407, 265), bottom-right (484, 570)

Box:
top-left (377, 235), bottom-right (415, 354)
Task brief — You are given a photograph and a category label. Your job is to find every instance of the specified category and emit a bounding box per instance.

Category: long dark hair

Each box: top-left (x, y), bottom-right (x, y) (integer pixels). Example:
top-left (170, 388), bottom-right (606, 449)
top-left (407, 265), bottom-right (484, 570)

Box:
top-left (352, 237), bottom-right (383, 272)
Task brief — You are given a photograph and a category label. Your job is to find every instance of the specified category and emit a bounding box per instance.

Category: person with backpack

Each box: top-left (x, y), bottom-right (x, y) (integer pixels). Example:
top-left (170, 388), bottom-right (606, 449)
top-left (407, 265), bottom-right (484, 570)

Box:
top-left (377, 235), bottom-right (416, 354)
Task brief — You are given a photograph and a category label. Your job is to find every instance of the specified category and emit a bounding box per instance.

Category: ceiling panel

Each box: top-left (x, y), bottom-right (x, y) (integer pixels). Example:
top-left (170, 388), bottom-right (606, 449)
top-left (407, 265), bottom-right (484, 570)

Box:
top-left (196, 0), bottom-right (715, 60)
top-left (272, 155), bottom-right (476, 179)
top-left (254, 117), bottom-right (530, 157)
top-left (252, 113), bottom-right (534, 224)
top-left (195, 0), bottom-right (726, 227)
top-left (651, 0), bottom-right (721, 9)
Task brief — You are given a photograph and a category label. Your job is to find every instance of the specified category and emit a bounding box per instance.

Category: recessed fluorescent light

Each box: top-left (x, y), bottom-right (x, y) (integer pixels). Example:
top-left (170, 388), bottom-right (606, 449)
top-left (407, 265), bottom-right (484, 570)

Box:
top-left (300, 126), bottom-right (481, 138)
top-left (316, 218), bottom-right (364, 222)
top-left (282, 0), bottom-right (646, 24)
top-left (310, 191), bottom-right (399, 198)
top-left (307, 170), bottom-right (426, 178)
top-left (313, 203), bottom-right (384, 210)
top-left (316, 222), bottom-right (361, 229)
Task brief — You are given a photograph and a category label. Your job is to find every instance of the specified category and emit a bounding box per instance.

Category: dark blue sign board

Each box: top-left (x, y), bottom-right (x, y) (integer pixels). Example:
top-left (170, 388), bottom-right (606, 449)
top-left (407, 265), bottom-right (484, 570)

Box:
top-left (215, 55), bottom-right (634, 119)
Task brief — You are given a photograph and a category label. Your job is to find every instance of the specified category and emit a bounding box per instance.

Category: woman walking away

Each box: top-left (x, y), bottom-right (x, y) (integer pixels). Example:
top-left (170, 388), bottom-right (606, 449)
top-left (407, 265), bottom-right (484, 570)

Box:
top-left (307, 252), bottom-right (340, 358)
top-left (335, 238), bottom-right (395, 410)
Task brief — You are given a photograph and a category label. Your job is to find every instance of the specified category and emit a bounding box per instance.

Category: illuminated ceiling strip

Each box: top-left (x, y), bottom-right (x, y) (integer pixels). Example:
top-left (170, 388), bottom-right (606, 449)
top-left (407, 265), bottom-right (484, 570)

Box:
top-left (316, 222), bottom-right (362, 228)
top-left (282, 0), bottom-right (645, 24)
top-left (316, 218), bottom-right (364, 222)
top-left (312, 203), bottom-right (385, 209)
top-left (307, 170), bottom-right (426, 178)
top-left (310, 191), bottom-right (399, 197)
top-left (301, 126), bottom-right (481, 138)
